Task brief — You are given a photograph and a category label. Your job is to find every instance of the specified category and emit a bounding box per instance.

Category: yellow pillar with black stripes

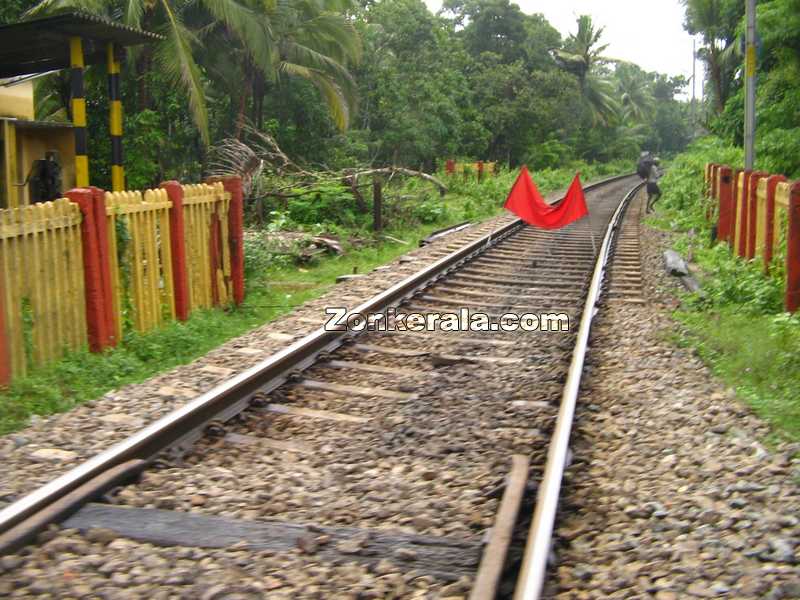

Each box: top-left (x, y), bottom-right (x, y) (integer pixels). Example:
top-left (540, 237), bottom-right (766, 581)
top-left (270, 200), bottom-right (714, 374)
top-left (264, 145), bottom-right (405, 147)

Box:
top-left (69, 36), bottom-right (89, 187)
top-left (107, 42), bottom-right (124, 191)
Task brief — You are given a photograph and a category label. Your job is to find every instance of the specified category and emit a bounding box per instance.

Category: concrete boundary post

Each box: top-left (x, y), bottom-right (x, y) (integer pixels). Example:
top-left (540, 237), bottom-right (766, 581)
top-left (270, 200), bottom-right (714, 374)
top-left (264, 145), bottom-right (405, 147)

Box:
top-left (66, 188), bottom-right (110, 352)
top-left (89, 187), bottom-right (116, 345)
top-left (718, 166), bottom-right (733, 242)
top-left (215, 177), bottom-right (245, 305)
top-left (161, 181), bottom-right (190, 321)
top-left (785, 182), bottom-right (800, 312)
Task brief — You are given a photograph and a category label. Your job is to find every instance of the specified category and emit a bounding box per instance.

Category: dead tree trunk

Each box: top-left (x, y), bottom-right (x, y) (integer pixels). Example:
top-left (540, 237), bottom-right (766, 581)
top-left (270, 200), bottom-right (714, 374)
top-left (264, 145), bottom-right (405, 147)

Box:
top-left (373, 177), bottom-right (383, 232)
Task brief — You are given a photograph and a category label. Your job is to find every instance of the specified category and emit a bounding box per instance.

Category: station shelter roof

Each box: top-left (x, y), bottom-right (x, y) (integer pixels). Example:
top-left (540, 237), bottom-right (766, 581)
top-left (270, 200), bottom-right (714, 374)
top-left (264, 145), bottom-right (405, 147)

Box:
top-left (0, 11), bottom-right (162, 78)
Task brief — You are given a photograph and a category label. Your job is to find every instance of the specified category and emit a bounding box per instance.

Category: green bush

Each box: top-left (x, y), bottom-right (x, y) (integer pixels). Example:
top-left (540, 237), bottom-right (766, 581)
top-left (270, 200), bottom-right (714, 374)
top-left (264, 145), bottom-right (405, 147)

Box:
top-left (651, 135), bottom-right (800, 441)
top-left (756, 127), bottom-right (800, 178)
top-left (413, 198), bottom-right (451, 223)
top-left (685, 244), bottom-right (784, 313)
top-left (656, 137), bottom-right (743, 231)
top-left (286, 183), bottom-right (366, 228)
top-left (524, 139), bottom-right (572, 170)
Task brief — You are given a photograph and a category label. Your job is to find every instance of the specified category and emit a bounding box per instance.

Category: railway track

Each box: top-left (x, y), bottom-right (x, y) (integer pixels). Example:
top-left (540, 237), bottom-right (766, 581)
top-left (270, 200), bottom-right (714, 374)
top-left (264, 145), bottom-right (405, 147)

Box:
top-left (0, 174), bottom-right (644, 599)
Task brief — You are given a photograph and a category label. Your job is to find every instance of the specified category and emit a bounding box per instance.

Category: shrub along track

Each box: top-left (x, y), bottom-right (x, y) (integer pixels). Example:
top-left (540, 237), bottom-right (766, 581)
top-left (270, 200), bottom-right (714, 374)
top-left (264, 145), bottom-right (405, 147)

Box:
top-left (0, 176), bottom-right (641, 599)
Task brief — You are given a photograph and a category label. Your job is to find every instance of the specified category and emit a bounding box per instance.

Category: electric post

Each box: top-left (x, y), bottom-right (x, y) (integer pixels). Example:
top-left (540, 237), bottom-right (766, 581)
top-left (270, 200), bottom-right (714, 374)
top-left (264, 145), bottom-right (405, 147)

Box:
top-left (744, 0), bottom-right (756, 170)
top-left (692, 37), bottom-right (697, 125)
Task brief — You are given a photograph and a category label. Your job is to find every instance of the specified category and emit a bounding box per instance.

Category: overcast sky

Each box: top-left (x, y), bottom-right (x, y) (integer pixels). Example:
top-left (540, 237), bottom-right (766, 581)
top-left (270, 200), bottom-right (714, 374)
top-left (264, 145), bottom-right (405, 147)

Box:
top-left (423, 0), bottom-right (703, 99)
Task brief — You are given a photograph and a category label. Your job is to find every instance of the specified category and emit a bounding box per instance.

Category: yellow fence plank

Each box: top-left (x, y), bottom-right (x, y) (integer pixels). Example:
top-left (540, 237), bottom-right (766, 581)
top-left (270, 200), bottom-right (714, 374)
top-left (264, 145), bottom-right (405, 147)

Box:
top-left (181, 183), bottom-right (231, 312)
top-left (774, 182), bottom-right (791, 265)
top-left (755, 178), bottom-right (768, 260)
top-left (733, 173), bottom-right (744, 253)
top-left (105, 188), bottom-right (176, 337)
top-left (1, 180), bottom-right (232, 384)
top-left (0, 199), bottom-right (87, 380)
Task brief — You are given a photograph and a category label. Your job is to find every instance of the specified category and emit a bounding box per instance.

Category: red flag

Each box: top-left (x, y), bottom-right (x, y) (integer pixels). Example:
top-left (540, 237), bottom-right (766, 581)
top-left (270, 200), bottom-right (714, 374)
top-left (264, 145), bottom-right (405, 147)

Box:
top-left (504, 168), bottom-right (588, 229)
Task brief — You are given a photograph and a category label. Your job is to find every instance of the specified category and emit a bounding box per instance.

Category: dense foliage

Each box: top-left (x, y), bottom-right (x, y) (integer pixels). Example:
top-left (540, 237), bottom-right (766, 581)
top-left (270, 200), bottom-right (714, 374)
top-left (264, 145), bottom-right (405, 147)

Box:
top-left (651, 137), bottom-right (800, 439)
top-left (684, 0), bottom-right (800, 177)
top-left (5, 0), bottom-right (692, 190)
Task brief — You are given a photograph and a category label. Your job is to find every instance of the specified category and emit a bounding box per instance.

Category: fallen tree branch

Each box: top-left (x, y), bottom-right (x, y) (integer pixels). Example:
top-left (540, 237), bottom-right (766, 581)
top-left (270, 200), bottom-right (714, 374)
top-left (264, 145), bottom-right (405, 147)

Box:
top-left (352, 167), bottom-right (447, 196)
top-left (207, 122), bottom-right (448, 205)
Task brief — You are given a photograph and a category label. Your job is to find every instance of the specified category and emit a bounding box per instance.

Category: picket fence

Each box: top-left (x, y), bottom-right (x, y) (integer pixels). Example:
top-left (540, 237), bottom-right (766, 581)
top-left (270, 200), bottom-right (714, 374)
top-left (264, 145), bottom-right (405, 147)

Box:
top-left (0, 177), bottom-right (244, 384)
top-left (0, 200), bottom-right (87, 380)
top-left (444, 160), bottom-right (498, 180)
top-left (705, 164), bottom-right (800, 311)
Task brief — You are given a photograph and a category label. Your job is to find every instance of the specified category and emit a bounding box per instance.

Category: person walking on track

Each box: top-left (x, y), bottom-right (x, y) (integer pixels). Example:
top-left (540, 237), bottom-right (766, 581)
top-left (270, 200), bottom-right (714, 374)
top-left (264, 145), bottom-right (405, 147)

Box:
top-left (646, 157), bottom-right (662, 213)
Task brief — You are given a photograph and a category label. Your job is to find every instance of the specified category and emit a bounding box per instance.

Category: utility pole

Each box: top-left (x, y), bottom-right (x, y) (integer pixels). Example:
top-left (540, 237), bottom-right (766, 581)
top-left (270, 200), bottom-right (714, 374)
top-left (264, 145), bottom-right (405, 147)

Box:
top-left (692, 37), bottom-right (697, 124)
top-left (744, 0), bottom-right (757, 169)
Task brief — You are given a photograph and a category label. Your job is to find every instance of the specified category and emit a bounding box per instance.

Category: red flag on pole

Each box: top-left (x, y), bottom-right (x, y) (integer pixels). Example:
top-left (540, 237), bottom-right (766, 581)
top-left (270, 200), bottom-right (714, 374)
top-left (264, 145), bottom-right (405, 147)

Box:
top-left (504, 167), bottom-right (588, 229)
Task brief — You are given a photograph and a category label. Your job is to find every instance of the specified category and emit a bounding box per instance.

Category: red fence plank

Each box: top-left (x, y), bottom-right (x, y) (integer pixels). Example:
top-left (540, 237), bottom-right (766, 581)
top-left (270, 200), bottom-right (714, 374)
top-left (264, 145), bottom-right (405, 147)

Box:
top-left (786, 182), bottom-right (800, 313)
top-left (161, 181), bottom-right (190, 321)
top-left (67, 188), bottom-right (110, 352)
top-left (718, 166), bottom-right (733, 242)
top-left (764, 175), bottom-right (788, 272)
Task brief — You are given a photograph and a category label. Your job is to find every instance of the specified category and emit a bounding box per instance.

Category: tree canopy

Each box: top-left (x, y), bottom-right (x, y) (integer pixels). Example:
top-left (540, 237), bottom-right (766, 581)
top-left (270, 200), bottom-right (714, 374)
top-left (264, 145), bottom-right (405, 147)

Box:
top-left (4, 0), bottom-right (694, 187)
top-left (685, 0), bottom-right (800, 176)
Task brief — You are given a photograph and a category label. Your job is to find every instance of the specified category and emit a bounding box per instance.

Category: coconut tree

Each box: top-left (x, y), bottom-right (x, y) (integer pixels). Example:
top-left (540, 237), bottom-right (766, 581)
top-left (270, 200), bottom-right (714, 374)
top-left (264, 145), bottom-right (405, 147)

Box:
top-left (199, 0), bottom-right (361, 137)
top-left (271, 0), bottom-right (361, 131)
top-left (552, 15), bottom-right (619, 126)
top-left (616, 64), bottom-right (654, 123)
top-left (26, 0), bottom-right (360, 141)
top-left (552, 15), bottom-right (609, 88)
top-left (681, 0), bottom-right (742, 113)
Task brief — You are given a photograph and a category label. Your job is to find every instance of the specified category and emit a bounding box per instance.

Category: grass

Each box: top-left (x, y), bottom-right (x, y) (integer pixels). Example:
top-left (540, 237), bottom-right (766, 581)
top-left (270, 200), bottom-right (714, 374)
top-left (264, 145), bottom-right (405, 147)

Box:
top-left (0, 161), bottom-right (629, 435)
top-left (672, 309), bottom-right (800, 441)
top-left (647, 136), bottom-right (800, 443)
top-left (0, 224), bottom-right (444, 435)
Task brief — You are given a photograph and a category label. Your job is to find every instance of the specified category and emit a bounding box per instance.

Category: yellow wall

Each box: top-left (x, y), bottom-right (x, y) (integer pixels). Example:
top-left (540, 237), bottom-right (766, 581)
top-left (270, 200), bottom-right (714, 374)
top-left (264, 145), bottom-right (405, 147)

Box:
top-left (15, 126), bottom-right (76, 206)
top-left (1, 120), bottom-right (17, 209)
top-left (0, 80), bottom-right (35, 120)
top-left (1, 121), bottom-right (76, 208)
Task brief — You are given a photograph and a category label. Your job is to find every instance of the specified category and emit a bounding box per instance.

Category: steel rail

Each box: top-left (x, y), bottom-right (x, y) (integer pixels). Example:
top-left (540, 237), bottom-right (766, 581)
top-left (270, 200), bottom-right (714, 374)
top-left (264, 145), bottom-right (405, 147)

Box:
top-left (0, 172), bottom-right (637, 553)
top-left (513, 180), bottom-right (645, 600)
top-left (0, 221), bottom-right (522, 547)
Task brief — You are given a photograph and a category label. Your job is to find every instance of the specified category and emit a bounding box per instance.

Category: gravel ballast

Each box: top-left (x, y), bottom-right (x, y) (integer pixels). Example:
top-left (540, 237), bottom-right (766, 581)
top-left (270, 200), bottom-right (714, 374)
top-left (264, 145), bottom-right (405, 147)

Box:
top-left (4, 181), bottom-right (795, 599)
top-left (0, 179), bottom-right (637, 598)
top-left (0, 214), bottom-right (517, 503)
top-left (547, 207), bottom-right (800, 598)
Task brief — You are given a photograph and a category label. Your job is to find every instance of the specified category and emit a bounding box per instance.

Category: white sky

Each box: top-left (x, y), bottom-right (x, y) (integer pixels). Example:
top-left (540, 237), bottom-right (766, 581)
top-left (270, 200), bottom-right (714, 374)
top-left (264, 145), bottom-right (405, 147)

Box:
top-left (424, 0), bottom-right (703, 99)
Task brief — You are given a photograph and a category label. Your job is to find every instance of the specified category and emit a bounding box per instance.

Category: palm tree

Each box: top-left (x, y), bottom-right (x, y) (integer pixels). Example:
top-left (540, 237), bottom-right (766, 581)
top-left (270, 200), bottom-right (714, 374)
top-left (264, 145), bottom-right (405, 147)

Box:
top-left (681, 0), bottom-right (740, 113)
top-left (26, 0), bottom-right (360, 141)
top-left (552, 15), bottom-right (619, 125)
top-left (582, 72), bottom-right (619, 126)
top-left (552, 15), bottom-right (609, 88)
top-left (200, 0), bottom-right (361, 137)
top-left (616, 64), bottom-right (654, 123)
top-left (271, 0), bottom-right (362, 131)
